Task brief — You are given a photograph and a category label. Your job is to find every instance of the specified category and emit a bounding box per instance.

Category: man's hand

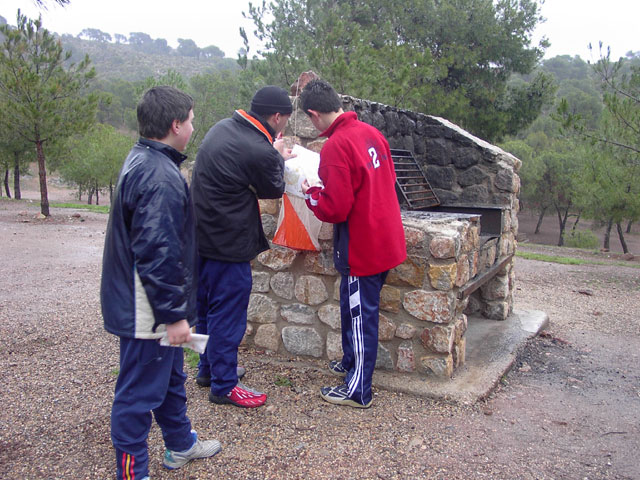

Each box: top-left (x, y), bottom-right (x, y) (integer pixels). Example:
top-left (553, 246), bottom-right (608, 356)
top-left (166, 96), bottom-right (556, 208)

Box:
top-left (274, 135), bottom-right (297, 161)
top-left (301, 178), bottom-right (311, 194)
top-left (282, 148), bottom-right (297, 161)
top-left (165, 319), bottom-right (192, 345)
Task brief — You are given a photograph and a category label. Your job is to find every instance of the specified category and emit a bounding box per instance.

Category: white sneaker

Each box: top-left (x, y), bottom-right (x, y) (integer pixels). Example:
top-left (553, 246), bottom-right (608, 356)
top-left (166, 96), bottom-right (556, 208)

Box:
top-left (163, 430), bottom-right (221, 469)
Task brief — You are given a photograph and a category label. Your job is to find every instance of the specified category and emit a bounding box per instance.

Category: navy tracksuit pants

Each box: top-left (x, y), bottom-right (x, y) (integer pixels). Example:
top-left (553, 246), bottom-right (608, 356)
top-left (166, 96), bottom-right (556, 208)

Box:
top-left (339, 271), bottom-right (388, 406)
top-left (111, 337), bottom-right (194, 480)
top-left (195, 258), bottom-right (252, 396)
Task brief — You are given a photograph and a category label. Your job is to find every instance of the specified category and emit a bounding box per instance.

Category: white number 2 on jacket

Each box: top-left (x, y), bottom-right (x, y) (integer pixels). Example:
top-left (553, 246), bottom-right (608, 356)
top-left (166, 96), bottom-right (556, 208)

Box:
top-left (368, 147), bottom-right (380, 169)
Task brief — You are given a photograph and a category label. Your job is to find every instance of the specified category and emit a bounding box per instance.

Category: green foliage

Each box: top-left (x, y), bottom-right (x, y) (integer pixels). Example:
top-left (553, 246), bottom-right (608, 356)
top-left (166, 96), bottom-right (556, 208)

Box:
top-left (552, 47), bottom-right (640, 245)
top-left (177, 38), bottom-right (200, 58)
top-left (562, 230), bottom-right (599, 249)
top-left (573, 142), bottom-right (640, 227)
top-left (591, 46), bottom-right (640, 156)
top-left (542, 55), bottom-right (591, 82)
top-left (187, 70), bottom-right (256, 158)
top-left (244, 0), bottom-right (552, 142)
top-left (501, 132), bottom-right (580, 214)
top-left (59, 123), bottom-right (134, 204)
top-left (59, 34), bottom-right (238, 82)
top-left (201, 45), bottom-right (225, 59)
top-left (137, 69), bottom-right (189, 93)
top-left (503, 51), bottom-right (640, 250)
top-left (0, 10), bottom-right (100, 215)
top-left (0, 94), bottom-right (34, 198)
top-left (0, 12), bottom-right (99, 143)
top-left (501, 124), bottom-right (583, 245)
top-left (90, 66), bottom-right (262, 162)
top-left (502, 71), bottom-right (557, 137)
top-left (93, 78), bottom-right (138, 131)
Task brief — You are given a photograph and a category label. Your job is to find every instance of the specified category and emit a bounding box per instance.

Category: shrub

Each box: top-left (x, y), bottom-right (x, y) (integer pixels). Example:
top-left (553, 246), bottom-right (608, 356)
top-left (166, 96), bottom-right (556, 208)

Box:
top-left (563, 230), bottom-right (599, 249)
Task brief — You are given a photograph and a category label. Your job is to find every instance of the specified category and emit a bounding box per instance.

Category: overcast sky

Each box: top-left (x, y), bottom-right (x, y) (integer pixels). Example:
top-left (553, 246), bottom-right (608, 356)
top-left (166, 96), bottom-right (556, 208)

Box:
top-left (0, 0), bottom-right (638, 61)
top-left (533, 0), bottom-right (639, 60)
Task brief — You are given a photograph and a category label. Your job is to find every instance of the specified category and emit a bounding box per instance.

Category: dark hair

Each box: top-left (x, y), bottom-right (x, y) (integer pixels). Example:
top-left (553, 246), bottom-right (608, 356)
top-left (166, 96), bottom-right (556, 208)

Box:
top-left (299, 79), bottom-right (342, 115)
top-left (137, 86), bottom-right (194, 139)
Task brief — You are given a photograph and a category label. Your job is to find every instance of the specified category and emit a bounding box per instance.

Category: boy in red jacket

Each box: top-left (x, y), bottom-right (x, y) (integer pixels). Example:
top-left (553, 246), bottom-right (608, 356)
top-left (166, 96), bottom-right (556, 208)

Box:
top-left (300, 79), bottom-right (406, 408)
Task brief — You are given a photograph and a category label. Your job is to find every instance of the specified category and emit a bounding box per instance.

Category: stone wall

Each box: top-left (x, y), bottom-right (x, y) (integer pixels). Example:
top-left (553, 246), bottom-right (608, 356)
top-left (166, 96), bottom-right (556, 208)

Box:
top-left (243, 94), bottom-right (521, 378)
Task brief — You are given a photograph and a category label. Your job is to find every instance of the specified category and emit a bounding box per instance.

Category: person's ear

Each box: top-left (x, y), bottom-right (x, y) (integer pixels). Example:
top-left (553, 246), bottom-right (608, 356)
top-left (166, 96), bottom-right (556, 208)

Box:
top-left (171, 119), bottom-right (180, 135)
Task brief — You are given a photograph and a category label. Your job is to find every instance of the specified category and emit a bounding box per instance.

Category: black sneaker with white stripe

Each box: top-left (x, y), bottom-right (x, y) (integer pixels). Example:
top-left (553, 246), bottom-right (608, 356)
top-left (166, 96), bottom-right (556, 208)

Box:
top-left (320, 384), bottom-right (372, 409)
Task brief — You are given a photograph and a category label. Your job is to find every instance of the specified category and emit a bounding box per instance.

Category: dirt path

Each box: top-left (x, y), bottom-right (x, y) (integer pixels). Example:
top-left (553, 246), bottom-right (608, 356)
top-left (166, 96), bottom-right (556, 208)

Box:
top-left (1, 197), bottom-right (638, 479)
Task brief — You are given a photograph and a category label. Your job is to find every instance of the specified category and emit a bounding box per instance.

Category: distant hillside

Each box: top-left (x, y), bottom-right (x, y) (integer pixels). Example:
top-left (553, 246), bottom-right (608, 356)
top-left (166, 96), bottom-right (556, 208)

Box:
top-left (60, 35), bottom-right (240, 82)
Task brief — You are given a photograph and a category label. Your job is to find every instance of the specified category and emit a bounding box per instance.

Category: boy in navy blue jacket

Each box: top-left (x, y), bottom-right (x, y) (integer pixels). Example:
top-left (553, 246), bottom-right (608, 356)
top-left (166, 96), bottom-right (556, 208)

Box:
top-left (101, 86), bottom-right (220, 479)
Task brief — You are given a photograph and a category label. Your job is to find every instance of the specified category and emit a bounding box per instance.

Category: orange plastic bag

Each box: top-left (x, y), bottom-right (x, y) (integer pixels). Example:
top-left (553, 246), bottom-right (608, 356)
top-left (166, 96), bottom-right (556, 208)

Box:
top-left (273, 193), bottom-right (322, 251)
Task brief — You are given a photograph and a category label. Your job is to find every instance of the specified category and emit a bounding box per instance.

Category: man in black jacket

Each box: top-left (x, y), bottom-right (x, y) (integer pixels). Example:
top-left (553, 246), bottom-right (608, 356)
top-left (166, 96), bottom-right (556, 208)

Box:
top-left (191, 86), bottom-right (294, 408)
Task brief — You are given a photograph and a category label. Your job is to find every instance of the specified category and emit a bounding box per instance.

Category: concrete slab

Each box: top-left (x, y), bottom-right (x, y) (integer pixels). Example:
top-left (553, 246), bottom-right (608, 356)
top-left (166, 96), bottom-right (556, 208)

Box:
top-left (372, 309), bottom-right (549, 404)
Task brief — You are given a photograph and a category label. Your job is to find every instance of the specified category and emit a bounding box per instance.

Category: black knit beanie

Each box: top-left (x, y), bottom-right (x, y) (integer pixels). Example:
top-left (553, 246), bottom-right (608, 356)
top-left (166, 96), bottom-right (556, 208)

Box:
top-left (251, 86), bottom-right (293, 115)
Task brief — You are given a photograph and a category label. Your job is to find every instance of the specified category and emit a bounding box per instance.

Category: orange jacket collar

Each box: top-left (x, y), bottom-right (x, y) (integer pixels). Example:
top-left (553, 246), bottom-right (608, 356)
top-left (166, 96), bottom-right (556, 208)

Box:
top-left (236, 109), bottom-right (273, 144)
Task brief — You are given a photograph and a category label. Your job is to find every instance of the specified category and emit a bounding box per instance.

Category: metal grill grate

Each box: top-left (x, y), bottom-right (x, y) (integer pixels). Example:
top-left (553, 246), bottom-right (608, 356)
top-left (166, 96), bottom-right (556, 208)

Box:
top-left (391, 149), bottom-right (440, 210)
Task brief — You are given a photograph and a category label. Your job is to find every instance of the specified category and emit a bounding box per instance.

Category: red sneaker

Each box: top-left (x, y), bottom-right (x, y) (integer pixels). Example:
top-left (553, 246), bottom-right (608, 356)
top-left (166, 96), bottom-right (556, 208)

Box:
top-left (209, 384), bottom-right (267, 408)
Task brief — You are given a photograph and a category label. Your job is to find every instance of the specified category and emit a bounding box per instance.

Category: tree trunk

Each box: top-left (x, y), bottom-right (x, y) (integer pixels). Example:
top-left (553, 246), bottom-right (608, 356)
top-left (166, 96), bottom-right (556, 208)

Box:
top-left (534, 207), bottom-right (547, 234)
top-left (616, 222), bottom-right (629, 254)
top-left (571, 211), bottom-right (582, 233)
top-left (13, 154), bottom-right (21, 200)
top-left (88, 188), bottom-right (93, 205)
top-left (556, 204), bottom-right (570, 246)
top-left (626, 220), bottom-right (633, 234)
top-left (603, 218), bottom-right (613, 251)
top-left (3, 169), bottom-right (10, 198)
top-left (35, 140), bottom-right (50, 216)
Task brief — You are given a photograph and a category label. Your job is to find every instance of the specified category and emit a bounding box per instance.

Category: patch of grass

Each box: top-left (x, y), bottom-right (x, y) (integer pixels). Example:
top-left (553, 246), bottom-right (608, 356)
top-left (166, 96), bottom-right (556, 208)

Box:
top-left (516, 251), bottom-right (585, 265)
top-left (110, 368), bottom-right (119, 377)
top-left (51, 202), bottom-right (110, 214)
top-left (274, 375), bottom-right (293, 387)
top-left (184, 349), bottom-right (200, 370)
top-left (516, 250), bottom-right (640, 269)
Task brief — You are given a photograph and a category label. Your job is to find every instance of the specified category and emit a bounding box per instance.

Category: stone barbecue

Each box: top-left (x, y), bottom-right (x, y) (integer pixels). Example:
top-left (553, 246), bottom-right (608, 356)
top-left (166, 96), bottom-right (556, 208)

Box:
top-left (244, 86), bottom-right (520, 378)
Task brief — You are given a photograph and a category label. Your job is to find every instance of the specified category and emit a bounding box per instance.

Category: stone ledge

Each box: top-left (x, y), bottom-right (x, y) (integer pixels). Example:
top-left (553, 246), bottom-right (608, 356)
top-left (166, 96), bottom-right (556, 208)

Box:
top-left (373, 309), bottom-right (548, 404)
top-left (246, 309), bottom-right (548, 405)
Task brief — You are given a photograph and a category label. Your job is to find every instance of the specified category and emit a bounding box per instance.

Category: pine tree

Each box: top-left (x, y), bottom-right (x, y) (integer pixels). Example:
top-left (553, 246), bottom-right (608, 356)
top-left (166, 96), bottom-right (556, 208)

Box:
top-left (0, 11), bottom-right (98, 216)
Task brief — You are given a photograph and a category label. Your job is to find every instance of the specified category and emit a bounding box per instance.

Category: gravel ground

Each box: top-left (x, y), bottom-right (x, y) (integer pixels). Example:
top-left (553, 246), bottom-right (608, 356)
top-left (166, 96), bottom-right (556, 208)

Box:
top-left (1, 197), bottom-right (639, 480)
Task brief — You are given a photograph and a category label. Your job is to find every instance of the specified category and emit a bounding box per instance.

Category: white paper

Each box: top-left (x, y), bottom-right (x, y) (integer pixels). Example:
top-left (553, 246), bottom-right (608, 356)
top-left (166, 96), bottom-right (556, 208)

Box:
top-left (158, 333), bottom-right (209, 354)
top-left (284, 144), bottom-right (322, 197)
